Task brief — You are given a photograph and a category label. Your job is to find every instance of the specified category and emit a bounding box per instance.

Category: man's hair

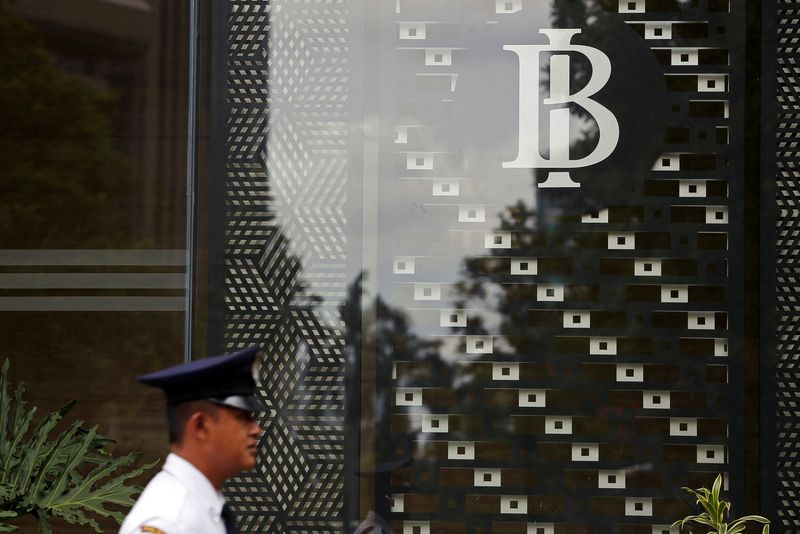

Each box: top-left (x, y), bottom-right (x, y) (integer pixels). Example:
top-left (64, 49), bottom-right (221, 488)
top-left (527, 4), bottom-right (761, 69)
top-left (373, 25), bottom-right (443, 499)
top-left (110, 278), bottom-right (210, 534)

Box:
top-left (165, 400), bottom-right (218, 444)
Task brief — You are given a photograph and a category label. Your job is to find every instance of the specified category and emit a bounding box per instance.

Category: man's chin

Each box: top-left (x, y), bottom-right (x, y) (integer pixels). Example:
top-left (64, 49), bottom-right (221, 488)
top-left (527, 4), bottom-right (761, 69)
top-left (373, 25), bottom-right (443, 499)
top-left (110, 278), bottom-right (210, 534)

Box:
top-left (243, 452), bottom-right (257, 469)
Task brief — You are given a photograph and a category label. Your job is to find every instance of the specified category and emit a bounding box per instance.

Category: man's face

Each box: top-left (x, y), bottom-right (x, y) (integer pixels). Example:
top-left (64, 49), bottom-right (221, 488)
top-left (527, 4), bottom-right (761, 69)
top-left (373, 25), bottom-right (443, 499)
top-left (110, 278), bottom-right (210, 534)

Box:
top-left (208, 405), bottom-right (261, 476)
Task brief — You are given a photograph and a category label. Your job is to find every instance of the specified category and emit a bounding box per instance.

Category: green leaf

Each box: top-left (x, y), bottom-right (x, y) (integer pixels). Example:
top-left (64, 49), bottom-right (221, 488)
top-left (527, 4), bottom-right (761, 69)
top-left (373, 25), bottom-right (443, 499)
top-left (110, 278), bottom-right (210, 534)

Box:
top-left (675, 476), bottom-right (771, 534)
top-left (0, 360), bottom-right (10, 461)
top-left (35, 509), bottom-right (51, 534)
top-left (50, 506), bottom-right (100, 533)
top-left (13, 407), bottom-right (70, 495)
top-left (37, 425), bottom-right (97, 509)
top-left (46, 456), bottom-right (158, 527)
top-left (24, 421), bottom-right (82, 503)
top-left (0, 358), bottom-right (157, 531)
top-left (1, 379), bottom-right (41, 486)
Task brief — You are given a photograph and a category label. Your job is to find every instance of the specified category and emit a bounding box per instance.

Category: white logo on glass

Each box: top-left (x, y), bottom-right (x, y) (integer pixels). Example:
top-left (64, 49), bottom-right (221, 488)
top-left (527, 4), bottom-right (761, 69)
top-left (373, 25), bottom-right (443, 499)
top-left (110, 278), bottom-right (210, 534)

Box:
top-left (504, 29), bottom-right (619, 188)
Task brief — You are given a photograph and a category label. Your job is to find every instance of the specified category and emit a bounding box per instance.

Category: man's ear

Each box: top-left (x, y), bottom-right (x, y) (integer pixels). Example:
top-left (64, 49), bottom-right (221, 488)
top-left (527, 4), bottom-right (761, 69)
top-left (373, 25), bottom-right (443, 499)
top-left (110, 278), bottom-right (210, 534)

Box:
top-left (186, 410), bottom-right (212, 441)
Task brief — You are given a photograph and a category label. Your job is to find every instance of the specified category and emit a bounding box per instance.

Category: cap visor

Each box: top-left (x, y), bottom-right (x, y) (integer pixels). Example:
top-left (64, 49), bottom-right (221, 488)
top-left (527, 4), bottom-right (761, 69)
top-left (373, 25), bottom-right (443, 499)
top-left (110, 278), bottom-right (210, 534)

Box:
top-left (209, 395), bottom-right (266, 412)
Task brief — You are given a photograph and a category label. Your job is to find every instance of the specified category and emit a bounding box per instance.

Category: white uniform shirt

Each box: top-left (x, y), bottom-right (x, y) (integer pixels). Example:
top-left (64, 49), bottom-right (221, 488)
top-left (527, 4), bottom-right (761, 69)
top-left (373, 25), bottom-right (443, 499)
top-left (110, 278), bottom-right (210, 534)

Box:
top-left (120, 453), bottom-right (228, 534)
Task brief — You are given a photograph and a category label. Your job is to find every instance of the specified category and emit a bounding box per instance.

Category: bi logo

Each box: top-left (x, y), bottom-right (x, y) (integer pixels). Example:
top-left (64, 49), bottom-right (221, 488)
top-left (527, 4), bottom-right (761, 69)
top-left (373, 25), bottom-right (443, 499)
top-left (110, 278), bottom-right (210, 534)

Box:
top-left (504, 29), bottom-right (619, 188)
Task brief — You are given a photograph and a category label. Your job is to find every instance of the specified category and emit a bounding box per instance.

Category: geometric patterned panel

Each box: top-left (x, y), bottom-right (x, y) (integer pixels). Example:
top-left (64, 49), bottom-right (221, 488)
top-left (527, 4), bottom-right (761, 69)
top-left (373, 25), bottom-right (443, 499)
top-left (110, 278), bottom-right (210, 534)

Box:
top-left (384, 1), bottom-right (743, 533)
top-left (221, 1), bottom-right (349, 531)
top-left (213, 0), bottom-right (780, 532)
top-left (776, 0), bottom-right (800, 529)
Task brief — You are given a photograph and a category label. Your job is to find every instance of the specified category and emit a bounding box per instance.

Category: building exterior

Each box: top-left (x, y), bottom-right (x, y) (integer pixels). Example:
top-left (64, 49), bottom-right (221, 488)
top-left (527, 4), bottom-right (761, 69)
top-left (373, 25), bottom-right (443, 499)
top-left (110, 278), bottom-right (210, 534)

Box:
top-left (1, 0), bottom-right (797, 532)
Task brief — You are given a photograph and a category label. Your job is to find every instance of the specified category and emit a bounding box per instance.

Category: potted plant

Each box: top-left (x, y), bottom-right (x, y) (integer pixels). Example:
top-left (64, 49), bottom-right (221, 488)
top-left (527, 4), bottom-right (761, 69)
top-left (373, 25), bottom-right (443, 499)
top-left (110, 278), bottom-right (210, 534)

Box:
top-left (0, 359), bottom-right (155, 533)
top-left (672, 474), bottom-right (770, 534)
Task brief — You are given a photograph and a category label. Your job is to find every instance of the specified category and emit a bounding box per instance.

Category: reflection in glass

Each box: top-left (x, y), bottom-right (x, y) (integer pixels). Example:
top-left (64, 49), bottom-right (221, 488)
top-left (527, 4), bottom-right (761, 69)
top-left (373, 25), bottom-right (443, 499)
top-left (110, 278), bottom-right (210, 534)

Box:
top-left (213, 0), bottom-right (753, 531)
top-left (0, 2), bottom-right (189, 531)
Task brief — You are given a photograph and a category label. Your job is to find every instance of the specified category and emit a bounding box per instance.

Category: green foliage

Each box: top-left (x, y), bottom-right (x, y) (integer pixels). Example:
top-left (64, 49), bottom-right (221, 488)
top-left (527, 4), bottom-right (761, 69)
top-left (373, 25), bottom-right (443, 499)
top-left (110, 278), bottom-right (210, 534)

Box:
top-left (0, 2), bottom-right (134, 248)
top-left (672, 474), bottom-right (770, 534)
top-left (0, 359), bottom-right (156, 532)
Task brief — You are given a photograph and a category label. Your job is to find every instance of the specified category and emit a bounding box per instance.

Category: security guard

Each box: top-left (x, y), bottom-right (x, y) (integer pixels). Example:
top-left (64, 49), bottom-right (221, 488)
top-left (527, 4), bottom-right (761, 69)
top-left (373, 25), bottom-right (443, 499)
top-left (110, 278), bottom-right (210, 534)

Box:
top-left (120, 346), bottom-right (264, 534)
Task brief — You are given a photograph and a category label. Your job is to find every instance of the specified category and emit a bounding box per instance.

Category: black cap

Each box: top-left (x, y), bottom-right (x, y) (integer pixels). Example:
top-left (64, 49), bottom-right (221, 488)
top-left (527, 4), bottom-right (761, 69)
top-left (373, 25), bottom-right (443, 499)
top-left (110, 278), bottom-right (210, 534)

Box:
top-left (137, 346), bottom-right (265, 412)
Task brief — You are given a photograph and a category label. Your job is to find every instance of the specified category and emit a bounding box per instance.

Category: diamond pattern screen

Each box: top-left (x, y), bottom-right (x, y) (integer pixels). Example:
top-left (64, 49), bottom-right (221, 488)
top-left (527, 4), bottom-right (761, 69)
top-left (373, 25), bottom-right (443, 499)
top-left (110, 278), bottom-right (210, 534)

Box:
top-left (209, 0), bottom-right (789, 532)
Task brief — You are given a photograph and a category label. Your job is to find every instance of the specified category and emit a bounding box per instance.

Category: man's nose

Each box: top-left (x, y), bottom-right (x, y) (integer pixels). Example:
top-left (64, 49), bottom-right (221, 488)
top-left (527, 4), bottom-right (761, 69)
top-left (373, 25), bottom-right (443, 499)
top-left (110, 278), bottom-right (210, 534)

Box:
top-left (250, 420), bottom-right (262, 436)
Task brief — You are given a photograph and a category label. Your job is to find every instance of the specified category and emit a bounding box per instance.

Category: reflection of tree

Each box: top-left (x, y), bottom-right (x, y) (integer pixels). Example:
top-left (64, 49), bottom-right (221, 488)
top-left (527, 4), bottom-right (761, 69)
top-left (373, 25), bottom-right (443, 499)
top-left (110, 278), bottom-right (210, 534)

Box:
top-left (340, 273), bottom-right (445, 458)
top-left (0, 2), bottom-right (134, 248)
top-left (447, 4), bottom-right (670, 510)
top-left (339, 273), bottom-right (446, 527)
top-left (455, 0), bottom-right (665, 383)
top-left (536, 0), bottom-right (668, 212)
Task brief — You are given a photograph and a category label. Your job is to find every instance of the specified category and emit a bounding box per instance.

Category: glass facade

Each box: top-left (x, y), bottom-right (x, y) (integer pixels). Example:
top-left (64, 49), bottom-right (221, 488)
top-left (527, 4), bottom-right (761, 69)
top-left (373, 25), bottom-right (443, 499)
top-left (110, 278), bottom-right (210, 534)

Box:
top-left (0, 1), bottom-right (190, 531)
top-left (2, 0), bottom-right (795, 533)
top-left (203, 0), bottom-right (781, 532)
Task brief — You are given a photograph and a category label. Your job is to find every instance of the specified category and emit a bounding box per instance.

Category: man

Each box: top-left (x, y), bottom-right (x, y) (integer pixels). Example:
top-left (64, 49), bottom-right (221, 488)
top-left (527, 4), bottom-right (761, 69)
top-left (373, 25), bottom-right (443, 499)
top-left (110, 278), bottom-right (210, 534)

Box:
top-left (120, 346), bottom-right (264, 534)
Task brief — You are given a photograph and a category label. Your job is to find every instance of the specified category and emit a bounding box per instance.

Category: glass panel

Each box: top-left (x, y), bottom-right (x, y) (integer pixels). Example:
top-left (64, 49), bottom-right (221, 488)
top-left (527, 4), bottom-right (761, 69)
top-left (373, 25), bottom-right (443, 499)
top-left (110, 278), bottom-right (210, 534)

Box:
top-left (204, 0), bottom-right (772, 532)
top-left (0, 1), bottom-right (189, 531)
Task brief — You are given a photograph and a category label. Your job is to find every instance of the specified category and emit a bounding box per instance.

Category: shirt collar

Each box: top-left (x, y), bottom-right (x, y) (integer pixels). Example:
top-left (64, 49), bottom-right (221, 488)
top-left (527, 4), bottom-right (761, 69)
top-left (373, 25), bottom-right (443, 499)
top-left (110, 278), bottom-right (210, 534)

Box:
top-left (163, 452), bottom-right (227, 517)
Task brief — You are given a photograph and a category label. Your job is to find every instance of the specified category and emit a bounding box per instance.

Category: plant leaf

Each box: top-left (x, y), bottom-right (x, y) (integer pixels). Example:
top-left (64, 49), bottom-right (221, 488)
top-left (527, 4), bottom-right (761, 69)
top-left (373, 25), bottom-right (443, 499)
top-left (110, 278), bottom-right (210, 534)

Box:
top-left (0, 360), bottom-right (10, 463)
top-left (46, 456), bottom-right (157, 527)
top-left (35, 509), bottom-right (52, 534)
top-left (0, 377), bottom-right (38, 488)
top-left (37, 425), bottom-right (97, 509)
top-left (0, 359), bottom-right (155, 531)
top-left (24, 420), bottom-right (83, 503)
top-left (0, 510), bottom-right (16, 531)
top-left (13, 407), bottom-right (72, 495)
